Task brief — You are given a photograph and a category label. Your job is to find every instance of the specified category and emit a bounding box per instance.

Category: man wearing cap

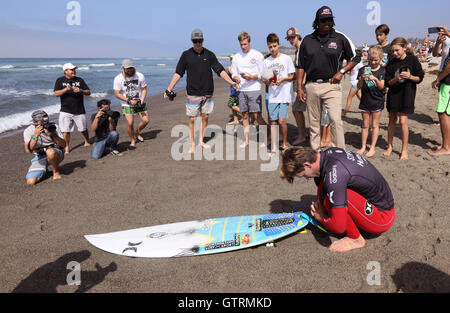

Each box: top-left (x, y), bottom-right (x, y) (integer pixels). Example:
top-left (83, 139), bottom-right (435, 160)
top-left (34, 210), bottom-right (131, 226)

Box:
top-left (114, 59), bottom-right (148, 148)
top-left (54, 63), bottom-right (91, 154)
top-left (90, 99), bottom-right (122, 159)
top-left (165, 29), bottom-right (239, 153)
top-left (23, 110), bottom-right (66, 185)
top-left (286, 27), bottom-right (307, 146)
top-left (296, 6), bottom-right (360, 151)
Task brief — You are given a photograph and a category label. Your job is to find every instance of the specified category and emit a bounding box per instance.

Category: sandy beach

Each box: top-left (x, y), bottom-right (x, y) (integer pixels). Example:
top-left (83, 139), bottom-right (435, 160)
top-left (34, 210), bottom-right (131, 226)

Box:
top-left (0, 61), bottom-right (449, 293)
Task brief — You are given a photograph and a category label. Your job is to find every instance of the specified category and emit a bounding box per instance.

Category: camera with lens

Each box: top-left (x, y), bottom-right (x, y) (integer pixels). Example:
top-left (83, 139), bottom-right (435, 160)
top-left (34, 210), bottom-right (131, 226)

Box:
top-left (101, 108), bottom-right (121, 120)
top-left (134, 99), bottom-right (146, 110)
top-left (165, 90), bottom-right (176, 101)
top-left (41, 121), bottom-right (57, 133)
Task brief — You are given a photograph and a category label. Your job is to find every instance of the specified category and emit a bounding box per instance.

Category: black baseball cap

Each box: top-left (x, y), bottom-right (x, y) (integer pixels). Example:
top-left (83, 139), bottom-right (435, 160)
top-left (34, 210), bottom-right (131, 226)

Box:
top-left (316, 6), bottom-right (334, 20)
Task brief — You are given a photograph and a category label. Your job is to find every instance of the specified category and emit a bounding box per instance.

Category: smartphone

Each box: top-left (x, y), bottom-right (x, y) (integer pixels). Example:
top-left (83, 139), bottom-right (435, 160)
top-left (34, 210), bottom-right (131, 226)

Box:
top-left (428, 27), bottom-right (443, 34)
top-left (364, 67), bottom-right (372, 75)
top-left (400, 66), bottom-right (409, 73)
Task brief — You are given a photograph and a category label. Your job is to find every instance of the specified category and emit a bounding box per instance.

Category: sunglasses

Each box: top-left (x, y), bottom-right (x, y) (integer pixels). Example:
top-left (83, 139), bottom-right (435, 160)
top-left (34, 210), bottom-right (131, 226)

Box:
top-left (192, 39), bottom-right (203, 44)
top-left (286, 36), bottom-right (296, 40)
top-left (319, 18), bottom-right (333, 23)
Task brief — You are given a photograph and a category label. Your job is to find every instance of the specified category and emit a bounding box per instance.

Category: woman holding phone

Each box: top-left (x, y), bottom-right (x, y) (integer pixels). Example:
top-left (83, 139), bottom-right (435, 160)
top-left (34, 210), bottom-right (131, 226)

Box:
top-left (384, 37), bottom-right (424, 160)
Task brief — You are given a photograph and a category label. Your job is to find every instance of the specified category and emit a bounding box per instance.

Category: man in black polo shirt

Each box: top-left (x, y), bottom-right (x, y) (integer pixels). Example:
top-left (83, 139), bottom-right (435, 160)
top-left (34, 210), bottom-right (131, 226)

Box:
top-left (296, 6), bottom-right (360, 151)
top-left (165, 29), bottom-right (239, 153)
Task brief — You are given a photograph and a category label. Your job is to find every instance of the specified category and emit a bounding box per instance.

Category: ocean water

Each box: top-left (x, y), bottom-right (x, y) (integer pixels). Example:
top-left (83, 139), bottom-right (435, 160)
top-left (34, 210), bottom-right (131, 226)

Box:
top-left (0, 57), bottom-right (230, 135)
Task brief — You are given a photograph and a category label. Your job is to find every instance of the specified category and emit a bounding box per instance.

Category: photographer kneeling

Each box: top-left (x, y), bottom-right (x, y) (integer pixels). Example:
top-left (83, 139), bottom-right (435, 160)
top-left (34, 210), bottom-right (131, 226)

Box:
top-left (91, 99), bottom-right (122, 159)
top-left (24, 110), bottom-right (66, 185)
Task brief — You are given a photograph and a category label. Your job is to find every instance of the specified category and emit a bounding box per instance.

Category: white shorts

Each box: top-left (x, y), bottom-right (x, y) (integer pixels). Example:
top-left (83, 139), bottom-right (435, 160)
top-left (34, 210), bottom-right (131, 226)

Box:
top-left (59, 112), bottom-right (87, 132)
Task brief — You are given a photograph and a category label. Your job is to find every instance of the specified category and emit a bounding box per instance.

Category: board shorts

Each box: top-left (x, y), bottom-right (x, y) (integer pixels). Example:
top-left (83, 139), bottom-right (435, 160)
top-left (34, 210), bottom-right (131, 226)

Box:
top-left (59, 112), bottom-right (87, 132)
top-left (186, 95), bottom-right (214, 117)
top-left (26, 148), bottom-right (64, 180)
top-left (267, 103), bottom-right (289, 121)
top-left (437, 83), bottom-right (450, 115)
top-left (227, 95), bottom-right (239, 108)
top-left (317, 181), bottom-right (395, 239)
top-left (121, 103), bottom-right (148, 115)
top-left (238, 91), bottom-right (262, 113)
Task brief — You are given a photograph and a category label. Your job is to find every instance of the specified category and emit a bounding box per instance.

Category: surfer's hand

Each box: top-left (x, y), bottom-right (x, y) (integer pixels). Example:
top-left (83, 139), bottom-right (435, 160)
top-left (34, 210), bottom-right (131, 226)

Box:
top-left (311, 201), bottom-right (325, 221)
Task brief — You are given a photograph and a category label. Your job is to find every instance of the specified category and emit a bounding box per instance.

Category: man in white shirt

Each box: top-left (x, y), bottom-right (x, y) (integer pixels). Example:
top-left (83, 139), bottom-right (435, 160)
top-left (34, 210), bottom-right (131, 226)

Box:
top-left (232, 32), bottom-right (268, 148)
top-left (113, 59), bottom-right (149, 148)
top-left (263, 33), bottom-right (295, 152)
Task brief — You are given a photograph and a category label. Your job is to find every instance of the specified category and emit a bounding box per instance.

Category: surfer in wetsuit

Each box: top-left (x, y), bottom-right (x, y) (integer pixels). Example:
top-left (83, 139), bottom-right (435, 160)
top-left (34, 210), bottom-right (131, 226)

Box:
top-left (280, 146), bottom-right (395, 252)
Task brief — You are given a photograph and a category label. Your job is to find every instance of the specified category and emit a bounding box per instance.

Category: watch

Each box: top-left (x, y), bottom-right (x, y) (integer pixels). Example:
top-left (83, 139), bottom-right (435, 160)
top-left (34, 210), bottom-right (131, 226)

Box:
top-left (339, 68), bottom-right (346, 74)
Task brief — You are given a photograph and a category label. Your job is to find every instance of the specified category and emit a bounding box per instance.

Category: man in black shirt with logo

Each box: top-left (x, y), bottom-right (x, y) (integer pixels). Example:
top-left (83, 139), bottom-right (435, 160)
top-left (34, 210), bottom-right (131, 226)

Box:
top-left (296, 6), bottom-right (360, 151)
top-left (165, 29), bottom-right (239, 153)
top-left (281, 146), bottom-right (395, 252)
top-left (54, 63), bottom-right (91, 154)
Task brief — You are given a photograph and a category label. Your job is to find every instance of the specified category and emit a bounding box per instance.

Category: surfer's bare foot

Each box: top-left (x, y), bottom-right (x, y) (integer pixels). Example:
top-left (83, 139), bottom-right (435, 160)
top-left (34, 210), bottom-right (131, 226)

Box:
top-left (356, 147), bottom-right (365, 155)
top-left (399, 151), bottom-right (408, 160)
top-left (383, 146), bottom-right (392, 156)
top-left (366, 148), bottom-right (376, 158)
top-left (428, 147), bottom-right (450, 156)
top-left (329, 235), bottom-right (366, 253)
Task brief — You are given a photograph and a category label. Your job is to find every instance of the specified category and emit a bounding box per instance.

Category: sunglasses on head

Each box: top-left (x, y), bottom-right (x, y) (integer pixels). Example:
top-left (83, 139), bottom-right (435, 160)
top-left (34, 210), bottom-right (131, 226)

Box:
top-left (192, 39), bottom-right (203, 44)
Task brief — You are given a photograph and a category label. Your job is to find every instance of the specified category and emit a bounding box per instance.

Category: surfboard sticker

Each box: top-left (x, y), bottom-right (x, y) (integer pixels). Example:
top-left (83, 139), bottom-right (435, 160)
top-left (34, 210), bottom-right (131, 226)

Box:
top-left (85, 212), bottom-right (308, 258)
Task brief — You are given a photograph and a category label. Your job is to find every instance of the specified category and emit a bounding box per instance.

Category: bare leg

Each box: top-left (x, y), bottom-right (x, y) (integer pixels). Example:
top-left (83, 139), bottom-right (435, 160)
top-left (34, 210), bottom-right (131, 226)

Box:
top-left (81, 130), bottom-right (90, 146)
top-left (188, 116), bottom-right (195, 153)
top-left (135, 111), bottom-right (149, 141)
top-left (279, 118), bottom-right (288, 149)
top-left (46, 148), bottom-right (62, 180)
top-left (357, 112), bottom-right (370, 155)
top-left (240, 112), bottom-right (250, 148)
top-left (399, 113), bottom-right (409, 160)
top-left (200, 113), bottom-right (210, 148)
top-left (366, 111), bottom-right (381, 157)
top-left (124, 114), bottom-right (136, 147)
top-left (292, 111), bottom-right (306, 144)
top-left (63, 132), bottom-right (71, 154)
top-left (428, 112), bottom-right (450, 156)
top-left (384, 112), bottom-right (397, 156)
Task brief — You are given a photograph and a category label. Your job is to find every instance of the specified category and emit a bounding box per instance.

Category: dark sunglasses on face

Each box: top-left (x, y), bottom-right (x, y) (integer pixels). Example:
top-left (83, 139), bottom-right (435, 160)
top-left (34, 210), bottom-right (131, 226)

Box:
top-left (192, 39), bottom-right (203, 44)
top-left (319, 18), bottom-right (333, 23)
top-left (287, 36), bottom-right (296, 40)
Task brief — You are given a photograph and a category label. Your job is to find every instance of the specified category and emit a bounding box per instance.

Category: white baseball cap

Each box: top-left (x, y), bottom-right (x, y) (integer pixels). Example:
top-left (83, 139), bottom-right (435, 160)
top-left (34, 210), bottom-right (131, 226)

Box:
top-left (63, 63), bottom-right (78, 71)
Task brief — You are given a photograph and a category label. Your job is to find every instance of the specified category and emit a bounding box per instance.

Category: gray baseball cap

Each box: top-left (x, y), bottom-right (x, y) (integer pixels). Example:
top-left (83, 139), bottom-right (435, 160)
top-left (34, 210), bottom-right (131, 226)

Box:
top-left (32, 110), bottom-right (48, 122)
top-left (191, 29), bottom-right (204, 40)
top-left (121, 59), bottom-right (135, 69)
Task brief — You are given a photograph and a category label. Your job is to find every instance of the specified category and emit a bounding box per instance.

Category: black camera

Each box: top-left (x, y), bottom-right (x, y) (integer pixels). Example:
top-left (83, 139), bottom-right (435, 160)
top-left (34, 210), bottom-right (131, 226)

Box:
top-left (102, 108), bottom-right (121, 120)
top-left (41, 121), bottom-right (57, 133)
top-left (165, 90), bottom-right (176, 101)
top-left (134, 99), bottom-right (146, 110)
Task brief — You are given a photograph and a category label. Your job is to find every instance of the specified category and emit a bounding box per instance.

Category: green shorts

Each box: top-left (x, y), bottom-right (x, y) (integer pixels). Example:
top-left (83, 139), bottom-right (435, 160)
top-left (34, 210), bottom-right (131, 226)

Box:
top-left (437, 83), bottom-right (450, 115)
top-left (227, 95), bottom-right (239, 108)
top-left (122, 104), bottom-right (148, 115)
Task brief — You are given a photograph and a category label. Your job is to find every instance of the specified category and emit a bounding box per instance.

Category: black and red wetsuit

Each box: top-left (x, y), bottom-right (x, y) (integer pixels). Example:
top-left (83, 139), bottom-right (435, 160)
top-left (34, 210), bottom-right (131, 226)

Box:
top-left (314, 148), bottom-right (395, 238)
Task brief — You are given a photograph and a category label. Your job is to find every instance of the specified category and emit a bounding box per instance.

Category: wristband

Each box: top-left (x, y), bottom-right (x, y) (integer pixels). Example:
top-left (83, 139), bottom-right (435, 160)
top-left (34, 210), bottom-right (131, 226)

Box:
top-left (31, 136), bottom-right (38, 140)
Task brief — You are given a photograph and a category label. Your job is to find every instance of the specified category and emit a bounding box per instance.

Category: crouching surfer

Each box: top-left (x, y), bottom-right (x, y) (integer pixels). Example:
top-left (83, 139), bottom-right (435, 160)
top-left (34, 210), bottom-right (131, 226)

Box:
top-left (280, 147), bottom-right (395, 252)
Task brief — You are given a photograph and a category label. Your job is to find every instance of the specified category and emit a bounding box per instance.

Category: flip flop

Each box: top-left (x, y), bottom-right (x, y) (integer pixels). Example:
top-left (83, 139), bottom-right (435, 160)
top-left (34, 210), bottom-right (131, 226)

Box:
top-left (135, 135), bottom-right (144, 143)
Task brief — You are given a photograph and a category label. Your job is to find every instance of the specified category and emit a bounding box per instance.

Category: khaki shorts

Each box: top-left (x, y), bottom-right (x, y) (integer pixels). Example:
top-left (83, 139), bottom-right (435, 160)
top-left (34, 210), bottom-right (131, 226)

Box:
top-left (59, 112), bottom-right (87, 132)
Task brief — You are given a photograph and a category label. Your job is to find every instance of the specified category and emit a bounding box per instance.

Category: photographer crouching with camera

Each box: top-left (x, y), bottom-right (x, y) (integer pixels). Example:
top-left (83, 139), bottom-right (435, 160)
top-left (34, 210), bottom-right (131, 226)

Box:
top-left (23, 110), bottom-right (66, 185)
top-left (90, 99), bottom-right (122, 159)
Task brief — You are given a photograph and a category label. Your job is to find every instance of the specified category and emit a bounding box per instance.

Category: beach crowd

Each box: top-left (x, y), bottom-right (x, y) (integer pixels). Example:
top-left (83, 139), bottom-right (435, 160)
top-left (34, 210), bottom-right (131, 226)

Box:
top-left (22, 6), bottom-right (449, 252)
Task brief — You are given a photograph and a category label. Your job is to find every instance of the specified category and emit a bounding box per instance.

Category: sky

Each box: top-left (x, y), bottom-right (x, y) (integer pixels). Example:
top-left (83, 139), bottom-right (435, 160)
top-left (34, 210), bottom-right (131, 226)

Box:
top-left (0, 0), bottom-right (448, 58)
